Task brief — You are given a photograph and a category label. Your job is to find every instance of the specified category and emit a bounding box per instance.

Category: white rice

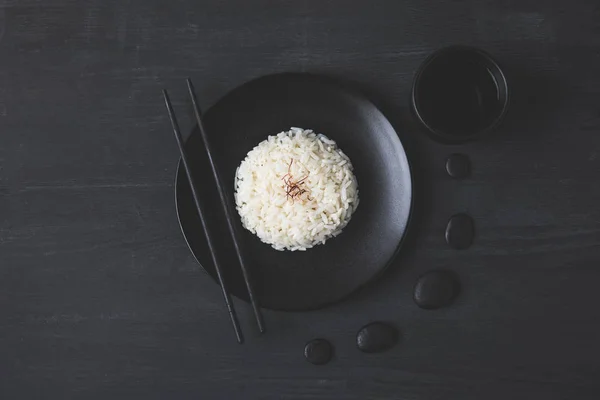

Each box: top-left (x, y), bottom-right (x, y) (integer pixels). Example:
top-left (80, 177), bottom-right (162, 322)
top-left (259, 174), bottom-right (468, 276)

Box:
top-left (234, 127), bottom-right (359, 251)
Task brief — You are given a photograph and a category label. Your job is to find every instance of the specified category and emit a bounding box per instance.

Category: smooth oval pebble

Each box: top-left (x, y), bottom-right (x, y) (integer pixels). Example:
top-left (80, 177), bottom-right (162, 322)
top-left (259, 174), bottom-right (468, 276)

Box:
top-left (445, 213), bottom-right (475, 249)
top-left (414, 270), bottom-right (460, 309)
top-left (445, 153), bottom-right (471, 179)
top-left (356, 322), bottom-right (399, 353)
top-left (304, 338), bottom-right (333, 365)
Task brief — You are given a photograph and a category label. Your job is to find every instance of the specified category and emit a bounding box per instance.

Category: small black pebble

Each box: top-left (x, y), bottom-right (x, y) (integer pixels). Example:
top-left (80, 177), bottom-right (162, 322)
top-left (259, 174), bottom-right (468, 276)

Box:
top-left (414, 270), bottom-right (460, 309)
top-left (304, 339), bottom-right (333, 365)
top-left (445, 153), bottom-right (471, 179)
top-left (356, 322), bottom-right (399, 353)
top-left (445, 213), bottom-right (475, 249)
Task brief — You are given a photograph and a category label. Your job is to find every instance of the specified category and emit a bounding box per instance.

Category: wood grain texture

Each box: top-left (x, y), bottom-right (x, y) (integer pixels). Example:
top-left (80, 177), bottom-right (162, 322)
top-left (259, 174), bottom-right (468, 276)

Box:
top-left (1, 0), bottom-right (600, 399)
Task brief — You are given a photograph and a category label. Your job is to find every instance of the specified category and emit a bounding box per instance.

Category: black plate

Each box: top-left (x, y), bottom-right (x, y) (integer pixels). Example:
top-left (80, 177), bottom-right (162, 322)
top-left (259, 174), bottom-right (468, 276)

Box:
top-left (175, 73), bottom-right (412, 311)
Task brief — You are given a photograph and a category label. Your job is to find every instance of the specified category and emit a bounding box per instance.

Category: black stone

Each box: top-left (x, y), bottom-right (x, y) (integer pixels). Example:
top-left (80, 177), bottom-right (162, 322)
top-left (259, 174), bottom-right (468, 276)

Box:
top-left (414, 270), bottom-right (461, 309)
top-left (445, 213), bottom-right (475, 249)
top-left (304, 339), bottom-right (333, 365)
top-left (356, 322), bottom-right (399, 353)
top-left (446, 153), bottom-right (471, 178)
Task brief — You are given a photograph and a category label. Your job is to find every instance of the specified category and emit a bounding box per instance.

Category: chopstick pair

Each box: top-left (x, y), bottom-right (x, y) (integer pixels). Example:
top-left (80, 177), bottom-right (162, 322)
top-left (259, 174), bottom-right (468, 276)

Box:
top-left (163, 79), bottom-right (265, 343)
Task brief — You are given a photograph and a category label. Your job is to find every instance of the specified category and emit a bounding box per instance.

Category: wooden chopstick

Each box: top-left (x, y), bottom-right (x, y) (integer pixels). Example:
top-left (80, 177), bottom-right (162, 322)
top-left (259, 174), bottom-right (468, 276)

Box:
top-left (186, 78), bottom-right (265, 334)
top-left (163, 89), bottom-right (244, 344)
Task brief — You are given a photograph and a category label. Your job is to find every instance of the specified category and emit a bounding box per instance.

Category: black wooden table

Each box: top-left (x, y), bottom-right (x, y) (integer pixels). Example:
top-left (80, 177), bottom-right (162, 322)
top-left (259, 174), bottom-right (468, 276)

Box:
top-left (2, 1), bottom-right (600, 399)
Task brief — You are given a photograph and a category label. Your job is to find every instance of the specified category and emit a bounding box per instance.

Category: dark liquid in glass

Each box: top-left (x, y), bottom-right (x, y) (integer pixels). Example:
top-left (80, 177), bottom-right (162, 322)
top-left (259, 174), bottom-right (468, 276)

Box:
top-left (414, 49), bottom-right (506, 140)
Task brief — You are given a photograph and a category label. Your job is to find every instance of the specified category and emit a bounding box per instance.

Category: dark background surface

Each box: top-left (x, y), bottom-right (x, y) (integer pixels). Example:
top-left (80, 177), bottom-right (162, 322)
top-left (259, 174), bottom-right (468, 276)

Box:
top-left (1, 1), bottom-right (599, 399)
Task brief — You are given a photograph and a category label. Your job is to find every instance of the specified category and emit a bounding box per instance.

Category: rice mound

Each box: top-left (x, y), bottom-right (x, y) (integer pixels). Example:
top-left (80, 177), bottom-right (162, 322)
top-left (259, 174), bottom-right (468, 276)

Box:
top-left (234, 127), bottom-right (359, 251)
